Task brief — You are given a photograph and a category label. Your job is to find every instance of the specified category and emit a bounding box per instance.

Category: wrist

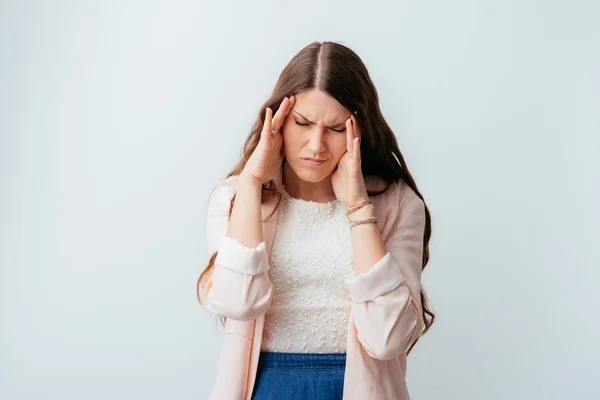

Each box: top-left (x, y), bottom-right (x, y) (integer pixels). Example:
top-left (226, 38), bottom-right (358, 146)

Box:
top-left (346, 194), bottom-right (370, 209)
top-left (348, 203), bottom-right (376, 220)
top-left (239, 172), bottom-right (264, 189)
top-left (345, 196), bottom-right (371, 214)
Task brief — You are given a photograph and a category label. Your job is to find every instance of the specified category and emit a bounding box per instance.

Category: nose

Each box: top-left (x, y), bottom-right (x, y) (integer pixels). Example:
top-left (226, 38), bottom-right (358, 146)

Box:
top-left (307, 127), bottom-right (327, 155)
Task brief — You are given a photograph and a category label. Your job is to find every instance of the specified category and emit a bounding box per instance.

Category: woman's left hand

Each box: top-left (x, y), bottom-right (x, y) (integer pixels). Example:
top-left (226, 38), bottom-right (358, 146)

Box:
top-left (331, 114), bottom-right (369, 209)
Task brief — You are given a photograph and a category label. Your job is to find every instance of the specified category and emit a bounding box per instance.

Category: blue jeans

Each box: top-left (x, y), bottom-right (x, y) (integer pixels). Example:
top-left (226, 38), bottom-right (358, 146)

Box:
top-left (251, 351), bottom-right (346, 400)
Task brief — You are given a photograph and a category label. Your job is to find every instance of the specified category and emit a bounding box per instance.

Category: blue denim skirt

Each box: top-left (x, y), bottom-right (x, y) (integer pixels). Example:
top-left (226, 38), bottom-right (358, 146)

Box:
top-left (251, 351), bottom-right (346, 400)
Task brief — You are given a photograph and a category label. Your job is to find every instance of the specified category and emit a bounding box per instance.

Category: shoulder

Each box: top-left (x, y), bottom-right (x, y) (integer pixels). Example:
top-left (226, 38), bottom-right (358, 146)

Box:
top-left (207, 175), bottom-right (241, 210)
top-left (366, 175), bottom-right (423, 213)
top-left (364, 176), bottom-right (424, 241)
top-left (212, 174), bottom-right (241, 193)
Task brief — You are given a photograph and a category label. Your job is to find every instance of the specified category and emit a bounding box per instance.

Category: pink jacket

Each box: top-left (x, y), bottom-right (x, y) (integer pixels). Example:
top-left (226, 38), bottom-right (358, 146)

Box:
top-left (200, 165), bottom-right (426, 400)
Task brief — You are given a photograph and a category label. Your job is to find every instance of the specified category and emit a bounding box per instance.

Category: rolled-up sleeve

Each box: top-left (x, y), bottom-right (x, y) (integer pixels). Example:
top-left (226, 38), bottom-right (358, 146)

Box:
top-left (200, 179), bottom-right (273, 322)
top-left (345, 191), bottom-right (426, 360)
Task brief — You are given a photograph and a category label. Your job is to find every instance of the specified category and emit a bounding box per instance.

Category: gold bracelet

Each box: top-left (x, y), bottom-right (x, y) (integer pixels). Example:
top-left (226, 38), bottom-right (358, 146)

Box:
top-left (349, 217), bottom-right (378, 229)
top-left (346, 200), bottom-right (372, 216)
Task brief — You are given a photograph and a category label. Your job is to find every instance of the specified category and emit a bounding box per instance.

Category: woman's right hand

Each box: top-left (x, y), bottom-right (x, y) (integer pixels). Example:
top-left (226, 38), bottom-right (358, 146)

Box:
top-left (241, 95), bottom-right (296, 185)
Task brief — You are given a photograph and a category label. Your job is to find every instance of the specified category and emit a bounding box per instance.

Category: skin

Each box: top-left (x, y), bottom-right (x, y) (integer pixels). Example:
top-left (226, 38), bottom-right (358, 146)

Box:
top-left (277, 89), bottom-right (367, 207)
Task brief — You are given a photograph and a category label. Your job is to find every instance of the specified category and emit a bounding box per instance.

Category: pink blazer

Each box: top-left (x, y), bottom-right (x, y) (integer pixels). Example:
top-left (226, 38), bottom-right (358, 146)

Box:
top-left (200, 164), bottom-right (426, 399)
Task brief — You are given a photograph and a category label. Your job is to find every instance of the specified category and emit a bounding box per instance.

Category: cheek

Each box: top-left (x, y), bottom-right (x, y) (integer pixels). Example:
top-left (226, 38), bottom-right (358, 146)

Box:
top-left (329, 136), bottom-right (348, 158)
top-left (281, 128), bottom-right (301, 154)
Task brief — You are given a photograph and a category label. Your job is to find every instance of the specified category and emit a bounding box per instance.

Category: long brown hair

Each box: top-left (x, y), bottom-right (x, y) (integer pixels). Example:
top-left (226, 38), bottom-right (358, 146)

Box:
top-left (197, 41), bottom-right (434, 355)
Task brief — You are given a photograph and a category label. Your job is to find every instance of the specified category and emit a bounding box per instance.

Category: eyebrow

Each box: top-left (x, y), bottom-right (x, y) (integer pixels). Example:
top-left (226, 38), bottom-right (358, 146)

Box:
top-left (291, 110), bottom-right (347, 129)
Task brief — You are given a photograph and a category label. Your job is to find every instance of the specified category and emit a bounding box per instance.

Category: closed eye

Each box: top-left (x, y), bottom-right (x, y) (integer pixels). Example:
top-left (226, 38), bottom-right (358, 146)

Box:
top-left (295, 120), bottom-right (346, 133)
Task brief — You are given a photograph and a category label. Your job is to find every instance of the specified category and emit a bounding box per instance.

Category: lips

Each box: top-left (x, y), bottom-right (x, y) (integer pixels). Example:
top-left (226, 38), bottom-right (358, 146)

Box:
top-left (301, 157), bottom-right (327, 167)
top-left (303, 157), bottom-right (326, 162)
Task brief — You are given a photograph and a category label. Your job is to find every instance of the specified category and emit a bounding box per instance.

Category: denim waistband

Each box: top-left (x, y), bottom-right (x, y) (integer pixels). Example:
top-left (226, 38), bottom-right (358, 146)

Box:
top-left (257, 351), bottom-right (347, 370)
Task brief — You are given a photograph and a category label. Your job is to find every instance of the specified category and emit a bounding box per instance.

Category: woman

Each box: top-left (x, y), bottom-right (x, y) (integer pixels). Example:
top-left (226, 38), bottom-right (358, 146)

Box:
top-left (197, 41), bottom-right (434, 400)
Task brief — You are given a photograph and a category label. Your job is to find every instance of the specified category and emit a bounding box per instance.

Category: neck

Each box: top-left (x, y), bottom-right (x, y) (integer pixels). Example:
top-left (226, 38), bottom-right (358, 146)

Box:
top-left (282, 161), bottom-right (337, 203)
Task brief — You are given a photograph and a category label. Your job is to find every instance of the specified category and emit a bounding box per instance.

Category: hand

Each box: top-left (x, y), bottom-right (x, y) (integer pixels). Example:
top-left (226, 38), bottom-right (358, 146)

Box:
top-left (241, 95), bottom-right (296, 185)
top-left (331, 114), bottom-right (369, 208)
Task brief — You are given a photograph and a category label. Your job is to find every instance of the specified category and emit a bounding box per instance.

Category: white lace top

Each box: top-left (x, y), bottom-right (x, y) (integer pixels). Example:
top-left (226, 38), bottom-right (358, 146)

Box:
top-left (260, 185), bottom-right (354, 354)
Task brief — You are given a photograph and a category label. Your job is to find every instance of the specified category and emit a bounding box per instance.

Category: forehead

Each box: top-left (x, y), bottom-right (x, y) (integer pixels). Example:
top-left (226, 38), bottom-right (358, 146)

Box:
top-left (292, 89), bottom-right (349, 123)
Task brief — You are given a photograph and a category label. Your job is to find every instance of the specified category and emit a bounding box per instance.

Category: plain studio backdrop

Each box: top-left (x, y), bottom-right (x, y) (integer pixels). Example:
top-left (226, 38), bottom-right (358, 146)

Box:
top-left (1, 1), bottom-right (598, 399)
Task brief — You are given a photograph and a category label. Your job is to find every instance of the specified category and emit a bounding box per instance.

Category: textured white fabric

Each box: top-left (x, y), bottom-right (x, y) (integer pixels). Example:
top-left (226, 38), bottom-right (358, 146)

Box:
top-left (261, 185), bottom-right (354, 353)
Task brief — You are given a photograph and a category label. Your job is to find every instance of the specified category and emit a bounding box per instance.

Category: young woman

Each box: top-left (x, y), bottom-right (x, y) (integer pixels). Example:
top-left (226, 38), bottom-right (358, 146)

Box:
top-left (197, 41), bottom-right (434, 400)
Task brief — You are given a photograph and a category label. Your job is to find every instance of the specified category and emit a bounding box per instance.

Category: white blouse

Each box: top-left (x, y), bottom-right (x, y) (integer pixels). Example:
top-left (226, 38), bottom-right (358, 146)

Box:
top-left (260, 185), bottom-right (354, 354)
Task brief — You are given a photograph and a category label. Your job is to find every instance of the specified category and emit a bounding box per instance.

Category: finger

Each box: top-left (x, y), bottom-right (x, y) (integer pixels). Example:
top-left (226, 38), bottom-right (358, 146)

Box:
top-left (262, 107), bottom-right (273, 140)
top-left (346, 117), bottom-right (354, 155)
top-left (353, 137), bottom-right (360, 165)
top-left (272, 95), bottom-right (295, 131)
top-left (287, 95), bottom-right (296, 118)
top-left (351, 114), bottom-right (360, 140)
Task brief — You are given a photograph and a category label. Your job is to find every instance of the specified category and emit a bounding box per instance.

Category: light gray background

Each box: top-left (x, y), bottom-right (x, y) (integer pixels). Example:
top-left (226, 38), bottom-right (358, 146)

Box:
top-left (1, 1), bottom-right (598, 399)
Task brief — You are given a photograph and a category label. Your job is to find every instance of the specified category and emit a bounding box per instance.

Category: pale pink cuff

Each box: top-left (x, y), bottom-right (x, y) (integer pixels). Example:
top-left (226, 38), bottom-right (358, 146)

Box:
top-left (214, 236), bottom-right (270, 276)
top-left (345, 252), bottom-right (405, 303)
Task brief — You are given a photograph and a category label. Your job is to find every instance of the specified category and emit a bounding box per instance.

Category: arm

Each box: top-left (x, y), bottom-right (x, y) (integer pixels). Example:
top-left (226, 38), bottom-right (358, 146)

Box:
top-left (345, 189), bottom-right (426, 360)
top-left (200, 175), bottom-right (273, 322)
